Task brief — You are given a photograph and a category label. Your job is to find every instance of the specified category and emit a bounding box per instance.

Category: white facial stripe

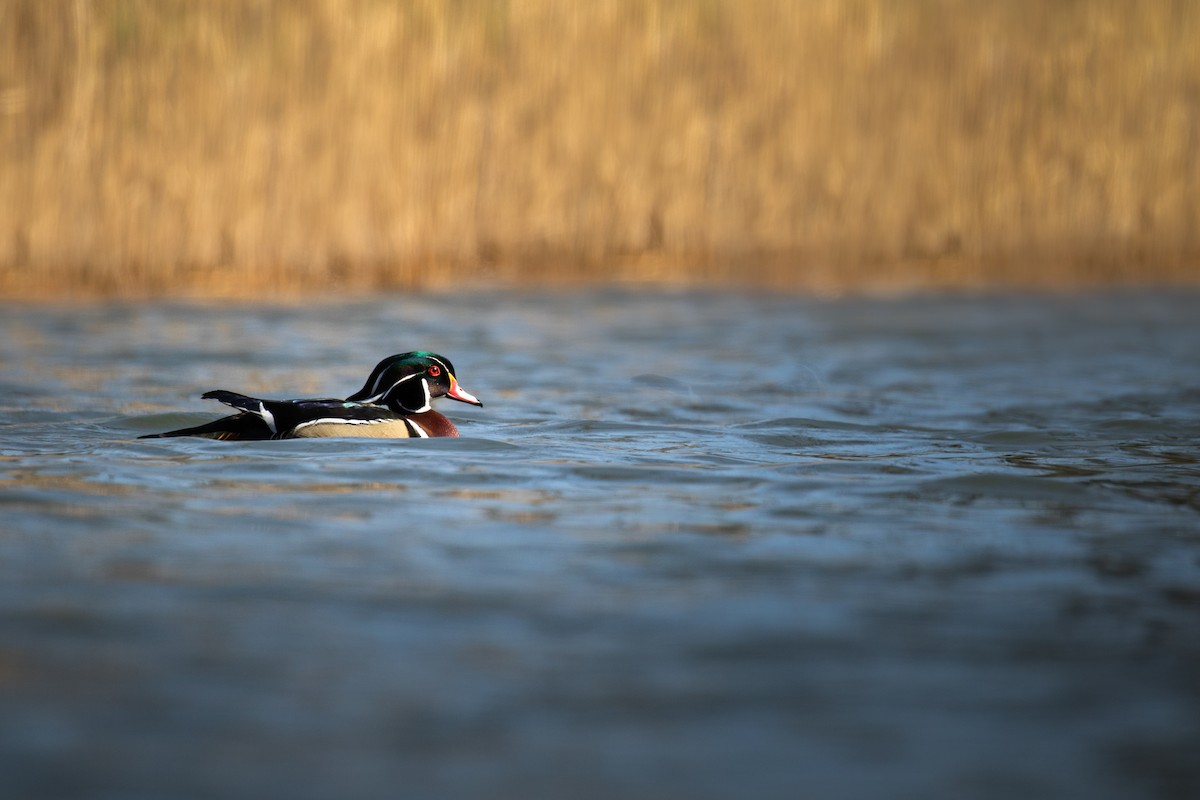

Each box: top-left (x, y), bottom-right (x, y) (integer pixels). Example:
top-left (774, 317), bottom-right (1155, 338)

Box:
top-left (362, 371), bottom-right (422, 403)
top-left (368, 368), bottom-right (392, 399)
top-left (258, 402), bottom-right (277, 434)
top-left (415, 378), bottom-right (432, 413)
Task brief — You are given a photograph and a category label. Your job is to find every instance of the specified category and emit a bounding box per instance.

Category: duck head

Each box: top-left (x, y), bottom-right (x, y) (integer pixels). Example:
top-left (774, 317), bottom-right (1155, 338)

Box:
top-left (347, 352), bottom-right (482, 414)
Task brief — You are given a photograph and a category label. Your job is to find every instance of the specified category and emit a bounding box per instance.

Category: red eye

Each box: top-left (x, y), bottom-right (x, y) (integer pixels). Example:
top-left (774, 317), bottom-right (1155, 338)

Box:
top-left (427, 365), bottom-right (442, 377)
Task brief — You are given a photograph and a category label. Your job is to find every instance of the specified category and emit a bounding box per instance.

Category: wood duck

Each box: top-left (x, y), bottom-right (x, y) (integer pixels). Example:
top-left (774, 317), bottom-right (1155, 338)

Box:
top-left (140, 352), bottom-right (482, 440)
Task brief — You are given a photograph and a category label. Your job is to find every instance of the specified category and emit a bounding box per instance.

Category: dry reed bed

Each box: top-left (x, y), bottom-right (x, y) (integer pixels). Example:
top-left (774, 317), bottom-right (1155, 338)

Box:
top-left (2, 0), bottom-right (1198, 297)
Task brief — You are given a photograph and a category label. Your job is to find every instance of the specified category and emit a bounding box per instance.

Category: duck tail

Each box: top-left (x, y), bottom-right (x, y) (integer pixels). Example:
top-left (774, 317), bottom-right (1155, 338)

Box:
top-left (138, 413), bottom-right (269, 440)
top-left (139, 390), bottom-right (276, 440)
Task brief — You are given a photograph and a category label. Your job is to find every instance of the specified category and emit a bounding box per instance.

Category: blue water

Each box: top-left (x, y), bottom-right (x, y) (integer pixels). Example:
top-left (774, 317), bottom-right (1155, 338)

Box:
top-left (2, 289), bottom-right (1199, 799)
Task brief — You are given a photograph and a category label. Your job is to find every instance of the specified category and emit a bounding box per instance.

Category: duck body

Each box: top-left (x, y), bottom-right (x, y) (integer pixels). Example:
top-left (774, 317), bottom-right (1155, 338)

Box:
top-left (144, 392), bottom-right (459, 440)
top-left (141, 352), bottom-right (480, 441)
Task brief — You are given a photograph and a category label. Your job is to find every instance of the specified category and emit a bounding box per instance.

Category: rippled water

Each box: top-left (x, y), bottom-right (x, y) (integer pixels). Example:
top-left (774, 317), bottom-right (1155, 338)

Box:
top-left (2, 289), bottom-right (1199, 799)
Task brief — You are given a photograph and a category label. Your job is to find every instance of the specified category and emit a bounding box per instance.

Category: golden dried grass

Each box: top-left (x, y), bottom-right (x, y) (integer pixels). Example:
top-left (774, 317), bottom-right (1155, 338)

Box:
top-left (1, 0), bottom-right (1198, 297)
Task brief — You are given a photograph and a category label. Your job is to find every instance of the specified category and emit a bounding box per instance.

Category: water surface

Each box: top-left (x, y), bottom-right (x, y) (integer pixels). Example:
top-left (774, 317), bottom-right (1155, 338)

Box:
top-left (2, 290), bottom-right (1199, 799)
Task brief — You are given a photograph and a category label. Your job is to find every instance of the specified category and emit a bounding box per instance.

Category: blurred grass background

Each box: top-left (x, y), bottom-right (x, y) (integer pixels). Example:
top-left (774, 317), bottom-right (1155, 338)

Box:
top-left (2, 0), bottom-right (1198, 297)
